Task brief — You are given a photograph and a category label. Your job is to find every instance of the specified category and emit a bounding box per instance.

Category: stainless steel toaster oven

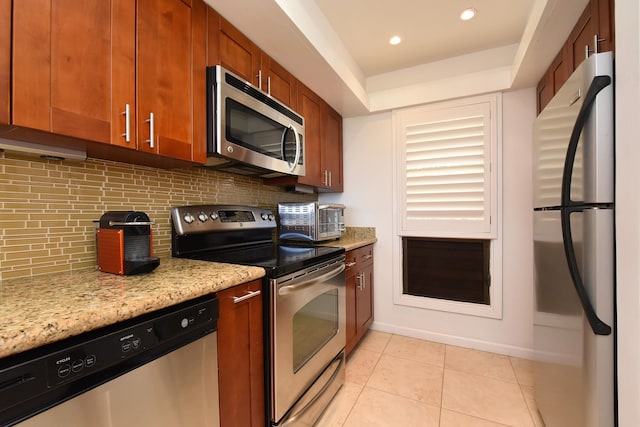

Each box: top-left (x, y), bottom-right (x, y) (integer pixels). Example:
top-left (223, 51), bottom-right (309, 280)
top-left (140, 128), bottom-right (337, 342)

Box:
top-left (278, 202), bottom-right (345, 242)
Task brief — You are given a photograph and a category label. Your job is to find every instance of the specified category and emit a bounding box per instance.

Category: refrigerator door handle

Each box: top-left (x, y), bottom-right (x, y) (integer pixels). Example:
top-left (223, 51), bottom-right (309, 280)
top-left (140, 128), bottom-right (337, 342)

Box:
top-left (560, 75), bottom-right (612, 207)
top-left (561, 206), bottom-right (612, 335)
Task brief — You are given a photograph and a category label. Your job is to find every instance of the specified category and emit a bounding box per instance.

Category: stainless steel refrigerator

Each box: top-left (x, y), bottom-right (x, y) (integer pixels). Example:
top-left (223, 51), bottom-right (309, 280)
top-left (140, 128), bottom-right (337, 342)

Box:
top-left (532, 51), bottom-right (615, 427)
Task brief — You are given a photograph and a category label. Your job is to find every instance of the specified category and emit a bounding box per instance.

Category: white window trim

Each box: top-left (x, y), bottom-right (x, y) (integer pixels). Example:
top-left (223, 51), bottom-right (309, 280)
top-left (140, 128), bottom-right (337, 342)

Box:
top-left (391, 93), bottom-right (503, 319)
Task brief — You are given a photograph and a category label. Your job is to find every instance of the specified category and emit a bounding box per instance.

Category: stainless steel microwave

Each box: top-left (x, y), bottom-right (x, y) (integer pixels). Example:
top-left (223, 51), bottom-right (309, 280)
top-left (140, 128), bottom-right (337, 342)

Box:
top-left (205, 66), bottom-right (305, 177)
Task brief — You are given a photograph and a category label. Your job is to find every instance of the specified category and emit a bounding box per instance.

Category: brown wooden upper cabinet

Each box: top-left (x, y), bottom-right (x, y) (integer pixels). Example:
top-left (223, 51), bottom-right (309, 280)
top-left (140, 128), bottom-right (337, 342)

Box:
top-left (296, 82), bottom-right (323, 188)
top-left (266, 81), bottom-right (344, 192)
top-left (207, 7), bottom-right (342, 192)
top-left (11, 0), bottom-right (206, 163)
top-left (0, 0), bottom-right (9, 125)
top-left (209, 14), bottom-right (298, 110)
top-left (320, 102), bottom-right (344, 192)
top-left (537, 0), bottom-right (614, 114)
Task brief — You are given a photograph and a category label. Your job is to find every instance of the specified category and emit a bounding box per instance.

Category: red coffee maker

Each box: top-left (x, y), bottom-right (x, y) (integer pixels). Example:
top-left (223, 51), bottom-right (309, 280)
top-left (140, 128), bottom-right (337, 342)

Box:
top-left (97, 211), bottom-right (160, 275)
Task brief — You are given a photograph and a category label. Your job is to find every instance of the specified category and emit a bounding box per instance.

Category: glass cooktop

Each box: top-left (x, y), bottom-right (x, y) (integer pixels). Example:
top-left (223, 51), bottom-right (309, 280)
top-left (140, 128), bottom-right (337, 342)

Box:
top-left (185, 243), bottom-right (345, 278)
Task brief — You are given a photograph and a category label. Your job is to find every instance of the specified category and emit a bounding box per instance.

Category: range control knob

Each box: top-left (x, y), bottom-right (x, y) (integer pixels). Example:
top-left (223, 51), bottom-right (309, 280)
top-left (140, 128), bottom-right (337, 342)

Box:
top-left (197, 212), bottom-right (208, 222)
top-left (268, 214), bottom-right (275, 221)
top-left (209, 212), bottom-right (219, 221)
top-left (183, 213), bottom-right (195, 224)
top-left (261, 213), bottom-right (269, 220)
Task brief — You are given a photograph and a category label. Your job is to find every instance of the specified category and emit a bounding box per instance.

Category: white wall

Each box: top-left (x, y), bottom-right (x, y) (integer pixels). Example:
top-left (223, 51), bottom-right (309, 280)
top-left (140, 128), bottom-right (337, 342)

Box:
top-left (614, 0), bottom-right (640, 425)
top-left (321, 88), bottom-right (537, 358)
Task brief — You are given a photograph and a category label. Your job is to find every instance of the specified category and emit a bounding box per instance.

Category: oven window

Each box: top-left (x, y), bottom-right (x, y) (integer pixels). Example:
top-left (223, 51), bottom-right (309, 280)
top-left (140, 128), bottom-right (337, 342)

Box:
top-left (292, 289), bottom-right (339, 373)
top-left (318, 209), bottom-right (342, 235)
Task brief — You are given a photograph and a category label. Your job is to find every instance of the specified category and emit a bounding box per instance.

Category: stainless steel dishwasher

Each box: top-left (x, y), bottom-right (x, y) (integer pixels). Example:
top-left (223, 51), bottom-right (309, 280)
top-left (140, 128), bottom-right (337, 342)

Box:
top-left (0, 295), bottom-right (220, 427)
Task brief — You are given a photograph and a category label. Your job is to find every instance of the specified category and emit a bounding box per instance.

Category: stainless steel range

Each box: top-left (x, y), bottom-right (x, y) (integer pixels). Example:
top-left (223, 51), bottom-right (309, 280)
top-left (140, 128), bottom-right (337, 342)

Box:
top-left (171, 205), bottom-right (346, 426)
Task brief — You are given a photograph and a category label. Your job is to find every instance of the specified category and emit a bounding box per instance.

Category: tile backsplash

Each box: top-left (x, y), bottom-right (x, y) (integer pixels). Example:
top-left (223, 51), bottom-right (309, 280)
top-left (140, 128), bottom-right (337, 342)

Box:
top-left (0, 152), bottom-right (314, 280)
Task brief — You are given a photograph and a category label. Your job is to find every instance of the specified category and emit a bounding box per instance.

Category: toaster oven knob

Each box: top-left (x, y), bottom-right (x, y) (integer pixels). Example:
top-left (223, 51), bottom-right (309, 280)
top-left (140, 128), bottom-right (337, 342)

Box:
top-left (183, 213), bottom-right (195, 224)
top-left (197, 212), bottom-right (208, 222)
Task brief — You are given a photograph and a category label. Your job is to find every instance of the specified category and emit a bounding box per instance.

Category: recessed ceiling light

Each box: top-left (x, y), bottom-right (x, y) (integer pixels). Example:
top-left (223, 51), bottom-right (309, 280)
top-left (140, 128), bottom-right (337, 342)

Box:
top-left (460, 8), bottom-right (477, 21)
top-left (389, 35), bottom-right (402, 45)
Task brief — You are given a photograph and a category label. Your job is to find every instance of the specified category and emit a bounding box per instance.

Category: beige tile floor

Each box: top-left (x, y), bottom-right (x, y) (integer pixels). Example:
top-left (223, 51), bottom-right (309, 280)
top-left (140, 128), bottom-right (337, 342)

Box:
top-left (317, 331), bottom-right (544, 427)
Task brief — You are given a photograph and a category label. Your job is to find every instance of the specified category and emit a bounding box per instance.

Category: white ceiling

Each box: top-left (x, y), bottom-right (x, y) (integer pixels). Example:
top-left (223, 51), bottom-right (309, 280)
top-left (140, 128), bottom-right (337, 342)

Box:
top-left (205, 0), bottom-right (590, 117)
top-left (313, 0), bottom-right (535, 77)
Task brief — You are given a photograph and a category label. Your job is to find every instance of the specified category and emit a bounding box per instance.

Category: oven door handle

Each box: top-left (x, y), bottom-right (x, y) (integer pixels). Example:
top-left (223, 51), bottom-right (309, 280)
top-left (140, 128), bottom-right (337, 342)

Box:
top-left (278, 263), bottom-right (345, 295)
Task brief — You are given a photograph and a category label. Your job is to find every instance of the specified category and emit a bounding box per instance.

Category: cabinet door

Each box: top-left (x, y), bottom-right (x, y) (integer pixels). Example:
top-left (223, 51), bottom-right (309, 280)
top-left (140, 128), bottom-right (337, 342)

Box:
top-left (137, 0), bottom-right (195, 161)
top-left (0, 0), bottom-right (10, 124)
top-left (12, 0), bottom-right (135, 145)
top-left (262, 55), bottom-right (297, 110)
top-left (296, 82), bottom-right (323, 187)
top-left (568, 0), bottom-right (598, 72)
top-left (216, 17), bottom-right (261, 86)
top-left (345, 266), bottom-right (358, 356)
top-left (320, 103), bottom-right (343, 192)
top-left (191, 0), bottom-right (207, 164)
top-left (595, 0), bottom-right (614, 54)
top-left (356, 264), bottom-right (374, 336)
top-left (217, 280), bottom-right (265, 427)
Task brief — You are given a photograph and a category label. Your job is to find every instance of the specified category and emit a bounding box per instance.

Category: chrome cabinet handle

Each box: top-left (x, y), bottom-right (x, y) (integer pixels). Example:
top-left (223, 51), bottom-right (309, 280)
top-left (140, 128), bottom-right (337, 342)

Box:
top-left (357, 272), bottom-right (365, 290)
top-left (121, 104), bottom-right (131, 142)
top-left (233, 289), bottom-right (261, 304)
top-left (362, 254), bottom-right (373, 261)
top-left (145, 112), bottom-right (155, 148)
top-left (267, 76), bottom-right (271, 95)
top-left (586, 34), bottom-right (606, 58)
top-left (345, 261), bottom-right (357, 268)
top-left (257, 69), bottom-right (262, 90)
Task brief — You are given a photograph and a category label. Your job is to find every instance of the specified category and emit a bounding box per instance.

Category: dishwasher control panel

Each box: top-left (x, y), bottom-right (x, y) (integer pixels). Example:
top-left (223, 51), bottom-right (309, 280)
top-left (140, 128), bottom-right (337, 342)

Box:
top-left (44, 298), bottom-right (217, 387)
top-left (0, 295), bottom-right (218, 427)
top-left (45, 322), bottom-right (158, 387)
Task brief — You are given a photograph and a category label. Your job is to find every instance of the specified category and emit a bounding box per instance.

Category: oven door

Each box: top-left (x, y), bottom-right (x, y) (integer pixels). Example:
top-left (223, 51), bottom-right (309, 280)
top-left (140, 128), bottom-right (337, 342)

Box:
top-left (317, 204), bottom-right (346, 241)
top-left (271, 256), bottom-right (346, 424)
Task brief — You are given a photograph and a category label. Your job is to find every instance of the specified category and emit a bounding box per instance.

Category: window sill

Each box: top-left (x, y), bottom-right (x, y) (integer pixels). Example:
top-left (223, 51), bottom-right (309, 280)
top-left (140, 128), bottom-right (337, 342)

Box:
top-left (394, 292), bottom-right (503, 319)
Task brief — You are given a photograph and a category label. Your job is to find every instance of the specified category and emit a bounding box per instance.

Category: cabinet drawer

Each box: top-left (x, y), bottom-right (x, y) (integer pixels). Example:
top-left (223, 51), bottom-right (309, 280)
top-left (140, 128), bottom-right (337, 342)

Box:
top-left (358, 245), bottom-right (373, 267)
top-left (345, 250), bottom-right (358, 277)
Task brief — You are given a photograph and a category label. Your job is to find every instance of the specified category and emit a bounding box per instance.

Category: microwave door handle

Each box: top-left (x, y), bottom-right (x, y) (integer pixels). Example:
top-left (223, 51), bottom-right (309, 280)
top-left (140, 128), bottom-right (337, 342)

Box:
top-left (281, 125), bottom-right (301, 173)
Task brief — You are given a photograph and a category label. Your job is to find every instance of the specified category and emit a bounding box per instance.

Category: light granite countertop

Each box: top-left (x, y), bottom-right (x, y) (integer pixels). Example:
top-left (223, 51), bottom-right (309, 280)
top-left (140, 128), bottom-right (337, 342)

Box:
top-left (318, 227), bottom-right (377, 251)
top-left (0, 258), bottom-right (264, 359)
top-left (0, 228), bottom-right (376, 360)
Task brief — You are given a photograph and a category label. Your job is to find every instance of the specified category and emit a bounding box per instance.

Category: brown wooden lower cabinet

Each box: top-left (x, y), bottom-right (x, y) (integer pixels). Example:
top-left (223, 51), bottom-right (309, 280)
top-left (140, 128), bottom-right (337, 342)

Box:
top-left (216, 279), bottom-right (265, 427)
top-left (345, 245), bottom-right (374, 357)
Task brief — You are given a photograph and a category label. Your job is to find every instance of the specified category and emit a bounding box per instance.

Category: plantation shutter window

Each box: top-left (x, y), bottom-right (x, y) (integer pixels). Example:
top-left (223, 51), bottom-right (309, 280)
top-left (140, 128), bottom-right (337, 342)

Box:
top-left (395, 94), bottom-right (499, 239)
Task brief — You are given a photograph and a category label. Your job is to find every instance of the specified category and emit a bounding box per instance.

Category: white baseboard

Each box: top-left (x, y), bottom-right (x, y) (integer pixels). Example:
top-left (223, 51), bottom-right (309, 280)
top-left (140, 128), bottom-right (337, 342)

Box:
top-left (370, 320), bottom-right (536, 360)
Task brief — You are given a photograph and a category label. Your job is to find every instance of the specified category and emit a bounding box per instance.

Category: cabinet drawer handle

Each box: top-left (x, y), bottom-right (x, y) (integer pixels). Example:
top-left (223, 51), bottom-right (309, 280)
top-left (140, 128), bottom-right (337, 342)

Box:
top-left (145, 112), bottom-right (155, 149)
top-left (121, 104), bottom-right (131, 142)
top-left (345, 261), bottom-right (357, 268)
top-left (233, 289), bottom-right (261, 304)
top-left (362, 254), bottom-right (373, 260)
